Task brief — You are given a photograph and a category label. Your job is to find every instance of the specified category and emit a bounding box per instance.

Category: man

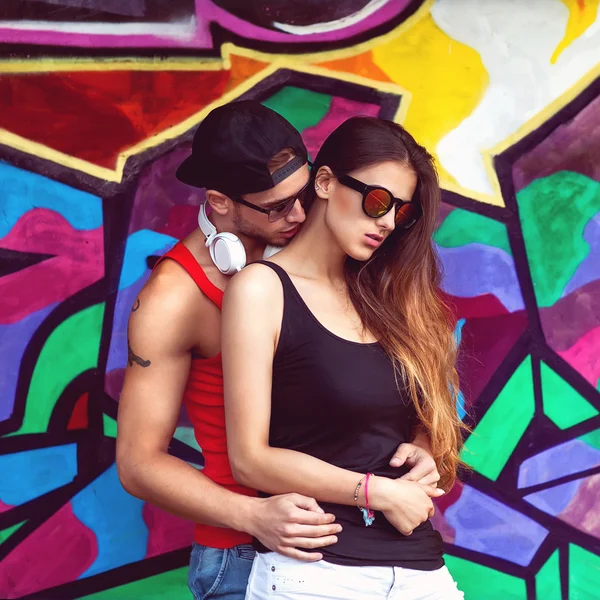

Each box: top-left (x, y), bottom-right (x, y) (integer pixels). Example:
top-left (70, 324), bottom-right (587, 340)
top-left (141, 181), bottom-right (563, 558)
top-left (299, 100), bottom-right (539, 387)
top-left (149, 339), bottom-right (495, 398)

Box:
top-left (116, 101), bottom-right (440, 600)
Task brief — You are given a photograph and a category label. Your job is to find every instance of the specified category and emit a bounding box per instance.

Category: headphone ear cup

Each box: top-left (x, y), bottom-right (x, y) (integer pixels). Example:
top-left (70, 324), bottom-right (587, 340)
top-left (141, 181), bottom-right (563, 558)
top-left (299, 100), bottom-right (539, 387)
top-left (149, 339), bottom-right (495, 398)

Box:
top-left (209, 232), bottom-right (247, 275)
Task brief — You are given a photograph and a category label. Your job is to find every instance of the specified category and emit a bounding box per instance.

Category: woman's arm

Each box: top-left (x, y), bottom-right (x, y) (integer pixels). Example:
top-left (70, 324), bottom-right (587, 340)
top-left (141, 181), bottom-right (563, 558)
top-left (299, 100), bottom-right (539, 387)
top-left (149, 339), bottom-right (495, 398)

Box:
top-left (222, 264), bottom-right (443, 528)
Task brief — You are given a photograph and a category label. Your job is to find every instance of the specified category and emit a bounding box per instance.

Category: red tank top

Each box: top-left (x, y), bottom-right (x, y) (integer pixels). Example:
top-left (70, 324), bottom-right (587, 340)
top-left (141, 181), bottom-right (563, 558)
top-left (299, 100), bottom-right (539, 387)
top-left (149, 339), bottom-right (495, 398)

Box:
top-left (157, 242), bottom-right (255, 548)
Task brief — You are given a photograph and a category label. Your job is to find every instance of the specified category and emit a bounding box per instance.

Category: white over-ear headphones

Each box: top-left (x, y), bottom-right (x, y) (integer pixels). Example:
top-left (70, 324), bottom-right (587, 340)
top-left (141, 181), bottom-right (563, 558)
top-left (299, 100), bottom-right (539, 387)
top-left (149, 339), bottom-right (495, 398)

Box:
top-left (198, 203), bottom-right (247, 275)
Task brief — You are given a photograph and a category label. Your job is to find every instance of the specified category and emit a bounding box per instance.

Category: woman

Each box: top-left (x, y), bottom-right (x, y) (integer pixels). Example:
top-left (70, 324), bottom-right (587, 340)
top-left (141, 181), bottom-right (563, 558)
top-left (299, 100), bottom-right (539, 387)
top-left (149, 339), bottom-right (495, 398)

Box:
top-left (221, 117), bottom-right (465, 599)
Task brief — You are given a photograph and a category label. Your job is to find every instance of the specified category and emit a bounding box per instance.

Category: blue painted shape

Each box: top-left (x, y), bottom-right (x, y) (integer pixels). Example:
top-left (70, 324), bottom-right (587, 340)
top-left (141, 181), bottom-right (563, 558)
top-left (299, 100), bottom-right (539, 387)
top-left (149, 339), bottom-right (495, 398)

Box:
top-left (518, 439), bottom-right (600, 488)
top-left (72, 463), bottom-right (148, 578)
top-left (445, 485), bottom-right (548, 566)
top-left (563, 213), bottom-right (600, 296)
top-left (0, 444), bottom-right (77, 505)
top-left (453, 319), bottom-right (467, 420)
top-left (0, 162), bottom-right (102, 237)
top-left (524, 480), bottom-right (582, 516)
top-left (437, 243), bottom-right (525, 312)
top-left (118, 230), bottom-right (176, 290)
top-left (0, 304), bottom-right (56, 422)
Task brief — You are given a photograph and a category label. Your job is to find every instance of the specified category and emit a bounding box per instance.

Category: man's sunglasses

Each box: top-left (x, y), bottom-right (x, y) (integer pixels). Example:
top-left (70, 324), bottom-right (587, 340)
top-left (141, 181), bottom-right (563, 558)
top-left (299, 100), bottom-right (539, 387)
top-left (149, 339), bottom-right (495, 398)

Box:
top-left (229, 179), bottom-right (312, 223)
top-left (336, 173), bottom-right (422, 230)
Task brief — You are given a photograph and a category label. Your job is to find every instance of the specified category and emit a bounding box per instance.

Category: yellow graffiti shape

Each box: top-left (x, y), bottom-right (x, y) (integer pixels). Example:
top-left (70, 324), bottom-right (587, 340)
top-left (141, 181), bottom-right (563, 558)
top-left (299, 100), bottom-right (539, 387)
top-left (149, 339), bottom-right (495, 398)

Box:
top-left (552, 0), bottom-right (600, 63)
top-left (371, 12), bottom-right (489, 186)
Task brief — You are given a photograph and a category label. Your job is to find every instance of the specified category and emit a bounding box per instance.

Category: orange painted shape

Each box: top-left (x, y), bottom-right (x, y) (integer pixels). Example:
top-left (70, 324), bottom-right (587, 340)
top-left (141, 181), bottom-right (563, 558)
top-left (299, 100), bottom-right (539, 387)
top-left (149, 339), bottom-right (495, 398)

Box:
top-left (317, 52), bottom-right (393, 83)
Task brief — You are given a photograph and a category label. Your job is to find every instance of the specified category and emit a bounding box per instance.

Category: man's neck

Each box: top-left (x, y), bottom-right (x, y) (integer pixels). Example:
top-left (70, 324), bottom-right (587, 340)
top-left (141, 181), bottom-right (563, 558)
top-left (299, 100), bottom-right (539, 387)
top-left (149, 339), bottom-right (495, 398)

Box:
top-left (209, 213), bottom-right (266, 265)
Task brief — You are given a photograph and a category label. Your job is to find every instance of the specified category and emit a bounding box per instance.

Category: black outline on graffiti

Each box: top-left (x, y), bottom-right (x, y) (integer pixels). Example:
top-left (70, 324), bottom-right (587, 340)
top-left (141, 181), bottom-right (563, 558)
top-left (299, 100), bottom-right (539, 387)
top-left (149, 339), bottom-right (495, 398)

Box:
top-left (1, 67), bottom-right (599, 600)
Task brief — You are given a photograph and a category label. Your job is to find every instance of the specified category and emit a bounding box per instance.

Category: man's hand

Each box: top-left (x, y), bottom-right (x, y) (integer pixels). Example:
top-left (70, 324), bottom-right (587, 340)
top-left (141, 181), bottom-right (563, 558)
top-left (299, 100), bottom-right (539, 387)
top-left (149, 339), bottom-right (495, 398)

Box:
top-left (245, 494), bottom-right (341, 562)
top-left (390, 443), bottom-right (441, 487)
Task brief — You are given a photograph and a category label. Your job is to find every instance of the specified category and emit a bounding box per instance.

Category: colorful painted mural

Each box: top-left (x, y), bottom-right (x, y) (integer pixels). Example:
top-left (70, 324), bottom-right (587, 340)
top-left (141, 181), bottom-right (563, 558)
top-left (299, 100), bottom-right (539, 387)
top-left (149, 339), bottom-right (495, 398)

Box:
top-left (0, 0), bottom-right (599, 598)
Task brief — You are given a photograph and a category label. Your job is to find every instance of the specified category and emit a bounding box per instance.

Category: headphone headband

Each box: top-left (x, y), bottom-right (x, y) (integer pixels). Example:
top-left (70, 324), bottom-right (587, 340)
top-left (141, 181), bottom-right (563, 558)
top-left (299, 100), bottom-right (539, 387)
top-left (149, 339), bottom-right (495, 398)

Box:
top-left (198, 203), bottom-right (217, 243)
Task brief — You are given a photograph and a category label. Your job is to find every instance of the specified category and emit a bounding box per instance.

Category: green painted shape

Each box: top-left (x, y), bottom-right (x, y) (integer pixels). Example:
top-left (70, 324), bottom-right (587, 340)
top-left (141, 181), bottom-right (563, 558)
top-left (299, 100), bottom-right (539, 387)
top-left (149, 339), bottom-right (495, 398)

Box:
top-left (434, 208), bottom-right (512, 255)
top-left (569, 544), bottom-right (600, 599)
top-left (77, 567), bottom-right (190, 599)
top-left (9, 304), bottom-right (105, 436)
top-left (541, 362), bottom-right (598, 429)
top-left (580, 429), bottom-right (600, 450)
top-left (461, 356), bottom-right (535, 480)
top-left (103, 414), bottom-right (118, 439)
top-left (262, 87), bottom-right (332, 140)
top-left (0, 521), bottom-right (26, 544)
top-left (517, 171), bottom-right (600, 308)
top-left (445, 555), bottom-right (526, 599)
top-left (535, 550), bottom-right (561, 600)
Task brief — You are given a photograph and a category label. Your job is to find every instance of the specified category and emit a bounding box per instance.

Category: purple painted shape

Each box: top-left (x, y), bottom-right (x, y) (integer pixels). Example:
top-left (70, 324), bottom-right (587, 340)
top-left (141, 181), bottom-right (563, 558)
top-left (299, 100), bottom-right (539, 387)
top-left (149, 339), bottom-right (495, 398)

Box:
top-left (0, 304), bottom-right (55, 422)
top-left (524, 480), bottom-right (583, 516)
top-left (563, 213), bottom-right (600, 297)
top-left (129, 146), bottom-right (203, 236)
top-left (540, 279), bottom-right (600, 351)
top-left (105, 277), bottom-right (148, 375)
top-left (299, 97), bottom-right (380, 159)
top-left (0, 0), bottom-right (412, 48)
top-left (445, 485), bottom-right (548, 566)
top-left (513, 94), bottom-right (600, 191)
top-left (104, 368), bottom-right (125, 403)
top-left (437, 243), bottom-right (524, 312)
top-left (518, 439), bottom-right (600, 488)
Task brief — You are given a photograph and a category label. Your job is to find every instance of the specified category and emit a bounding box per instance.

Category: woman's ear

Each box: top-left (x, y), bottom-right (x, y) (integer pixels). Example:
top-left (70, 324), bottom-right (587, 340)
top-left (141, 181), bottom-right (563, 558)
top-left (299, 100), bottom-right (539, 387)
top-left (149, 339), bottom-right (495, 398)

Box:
top-left (314, 166), bottom-right (335, 199)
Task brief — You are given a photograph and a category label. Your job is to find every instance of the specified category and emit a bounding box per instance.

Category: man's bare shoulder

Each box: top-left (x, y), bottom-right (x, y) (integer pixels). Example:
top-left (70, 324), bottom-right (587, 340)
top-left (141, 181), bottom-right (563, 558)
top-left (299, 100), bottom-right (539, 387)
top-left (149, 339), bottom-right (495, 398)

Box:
top-left (128, 256), bottom-right (216, 355)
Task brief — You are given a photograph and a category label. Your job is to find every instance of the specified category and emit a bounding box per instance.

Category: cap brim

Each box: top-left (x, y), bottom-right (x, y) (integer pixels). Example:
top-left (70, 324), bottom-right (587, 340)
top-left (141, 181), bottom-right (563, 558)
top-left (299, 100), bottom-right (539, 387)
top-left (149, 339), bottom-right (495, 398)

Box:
top-left (175, 156), bottom-right (204, 187)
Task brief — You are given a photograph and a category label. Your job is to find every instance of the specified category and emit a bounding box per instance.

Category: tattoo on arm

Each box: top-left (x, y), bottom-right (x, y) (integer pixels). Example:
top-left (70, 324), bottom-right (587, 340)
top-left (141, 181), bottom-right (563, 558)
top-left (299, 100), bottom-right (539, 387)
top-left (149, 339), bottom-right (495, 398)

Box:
top-left (128, 340), bottom-right (151, 368)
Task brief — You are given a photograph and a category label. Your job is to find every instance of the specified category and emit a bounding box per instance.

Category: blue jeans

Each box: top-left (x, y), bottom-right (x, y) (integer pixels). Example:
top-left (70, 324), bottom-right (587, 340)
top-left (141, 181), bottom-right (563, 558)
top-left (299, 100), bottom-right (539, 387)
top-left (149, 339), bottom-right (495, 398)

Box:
top-left (188, 543), bottom-right (256, 600)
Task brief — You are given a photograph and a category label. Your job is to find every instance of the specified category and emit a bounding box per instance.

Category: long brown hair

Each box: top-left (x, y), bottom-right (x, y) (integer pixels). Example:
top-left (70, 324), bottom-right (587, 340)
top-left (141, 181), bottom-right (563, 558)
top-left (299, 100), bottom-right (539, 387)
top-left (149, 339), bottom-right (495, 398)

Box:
top-left (312, 117), bottom-right (466, 489)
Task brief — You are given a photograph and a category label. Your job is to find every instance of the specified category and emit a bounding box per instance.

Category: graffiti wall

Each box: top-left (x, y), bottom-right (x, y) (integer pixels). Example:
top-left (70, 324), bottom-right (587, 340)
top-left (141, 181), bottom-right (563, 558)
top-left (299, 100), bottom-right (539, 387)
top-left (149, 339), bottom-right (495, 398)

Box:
top-left (0, 0), bottom-right (599, 598)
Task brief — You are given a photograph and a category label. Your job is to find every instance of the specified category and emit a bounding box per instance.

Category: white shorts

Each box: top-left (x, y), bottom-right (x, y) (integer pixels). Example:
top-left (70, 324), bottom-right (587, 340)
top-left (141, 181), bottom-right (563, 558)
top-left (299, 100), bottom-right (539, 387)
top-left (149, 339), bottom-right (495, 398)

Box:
top-left (245, 552), bottom-right (464, 600)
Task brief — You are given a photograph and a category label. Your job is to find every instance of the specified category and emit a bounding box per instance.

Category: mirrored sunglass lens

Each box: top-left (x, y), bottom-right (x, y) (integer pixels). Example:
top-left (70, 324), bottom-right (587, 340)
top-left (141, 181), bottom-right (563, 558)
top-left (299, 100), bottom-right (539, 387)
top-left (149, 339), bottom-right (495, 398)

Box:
top-left (395, 203), bottom-right (419, 227)
top-left (364, 189), bottom-right (392, 217)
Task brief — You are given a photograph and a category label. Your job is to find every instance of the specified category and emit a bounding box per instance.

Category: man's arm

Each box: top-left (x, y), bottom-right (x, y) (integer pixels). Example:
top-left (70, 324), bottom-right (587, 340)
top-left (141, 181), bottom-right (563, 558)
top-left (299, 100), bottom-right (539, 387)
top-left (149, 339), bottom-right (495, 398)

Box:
top-left (117, 265), bottom-right (253, 529)
top-left (116, 262), bottom-right (340, 559)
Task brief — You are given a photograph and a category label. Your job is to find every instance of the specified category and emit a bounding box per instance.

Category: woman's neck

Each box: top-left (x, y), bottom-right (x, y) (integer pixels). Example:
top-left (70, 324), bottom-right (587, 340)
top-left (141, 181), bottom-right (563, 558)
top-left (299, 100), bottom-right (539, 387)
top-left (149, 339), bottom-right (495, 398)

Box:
top-left (281, 205), bottom-right (346, 284)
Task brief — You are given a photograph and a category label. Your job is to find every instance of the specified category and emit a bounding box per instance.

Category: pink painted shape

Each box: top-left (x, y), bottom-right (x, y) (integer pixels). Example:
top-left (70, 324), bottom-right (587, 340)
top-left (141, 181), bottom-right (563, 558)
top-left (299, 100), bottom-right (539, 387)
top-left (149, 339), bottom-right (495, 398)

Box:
top-left (558, 473), bottom-right (600, 538)
top-left (302, 96), bottom-right (381, 159)
top-left (558, 326), bottom-right (600, 388)
top-left (0, 0), bottom-right (411, 48)
top-left (209, 0), bottom-right (413, 44)
top-left (0, 502), bottom-right (97, 599)
top-left (143, 503), bottom-right (194, 558)
top-left (0, 208), bottom-right (104, 324)
top-left (0, 499), bottom-right (14, 514)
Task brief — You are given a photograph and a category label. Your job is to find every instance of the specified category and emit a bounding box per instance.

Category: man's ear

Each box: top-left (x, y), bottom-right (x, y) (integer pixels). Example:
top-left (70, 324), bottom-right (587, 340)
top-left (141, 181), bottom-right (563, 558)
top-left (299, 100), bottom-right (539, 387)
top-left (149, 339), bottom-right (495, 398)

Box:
top-left (314, 166), bottom-right (335, 199)
top-left (205, 189), bottom-right (231, 216)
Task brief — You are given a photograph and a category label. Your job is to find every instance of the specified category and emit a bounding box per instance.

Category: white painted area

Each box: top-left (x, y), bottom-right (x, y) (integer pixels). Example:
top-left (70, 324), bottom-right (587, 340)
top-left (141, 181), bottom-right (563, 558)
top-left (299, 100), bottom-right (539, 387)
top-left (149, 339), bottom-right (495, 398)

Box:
top-left (432, 0), bottom-right (600, 195)
top-left (0, 17), bottom-right (197, 40)
top-left (273, 0), bottom-right (391, 34)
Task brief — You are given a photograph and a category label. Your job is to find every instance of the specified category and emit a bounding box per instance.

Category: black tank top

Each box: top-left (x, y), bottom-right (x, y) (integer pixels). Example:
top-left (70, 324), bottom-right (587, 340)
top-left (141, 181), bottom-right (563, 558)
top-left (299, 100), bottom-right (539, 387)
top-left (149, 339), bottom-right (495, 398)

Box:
top-left (253, 261), bottom-right (444, 570)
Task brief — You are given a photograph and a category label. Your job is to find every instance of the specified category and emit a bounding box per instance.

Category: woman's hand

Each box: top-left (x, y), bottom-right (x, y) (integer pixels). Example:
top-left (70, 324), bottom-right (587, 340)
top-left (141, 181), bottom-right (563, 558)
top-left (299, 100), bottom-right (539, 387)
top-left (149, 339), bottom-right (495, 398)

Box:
top-left (369, 476), bottom-right (445, 536)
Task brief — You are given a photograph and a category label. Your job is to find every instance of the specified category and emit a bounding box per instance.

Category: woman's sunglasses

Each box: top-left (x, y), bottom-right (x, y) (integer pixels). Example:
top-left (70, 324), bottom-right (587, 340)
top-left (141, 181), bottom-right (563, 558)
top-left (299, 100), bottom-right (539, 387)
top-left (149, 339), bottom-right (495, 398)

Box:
top-left (335, 173), bottom-right (422, 230)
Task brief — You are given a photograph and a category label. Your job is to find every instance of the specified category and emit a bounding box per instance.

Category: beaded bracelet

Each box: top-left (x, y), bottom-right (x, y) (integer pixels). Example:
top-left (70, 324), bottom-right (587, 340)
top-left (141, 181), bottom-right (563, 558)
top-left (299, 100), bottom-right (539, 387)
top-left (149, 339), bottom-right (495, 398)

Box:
top-left (353, 473), bottom-right (375, 527)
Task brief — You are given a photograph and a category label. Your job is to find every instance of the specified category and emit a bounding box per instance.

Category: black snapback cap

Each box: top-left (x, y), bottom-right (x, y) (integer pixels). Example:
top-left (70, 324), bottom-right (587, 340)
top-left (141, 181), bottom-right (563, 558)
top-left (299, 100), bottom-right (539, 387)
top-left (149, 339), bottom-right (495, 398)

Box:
top-left (176, 100), bottom-right (308, 196)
